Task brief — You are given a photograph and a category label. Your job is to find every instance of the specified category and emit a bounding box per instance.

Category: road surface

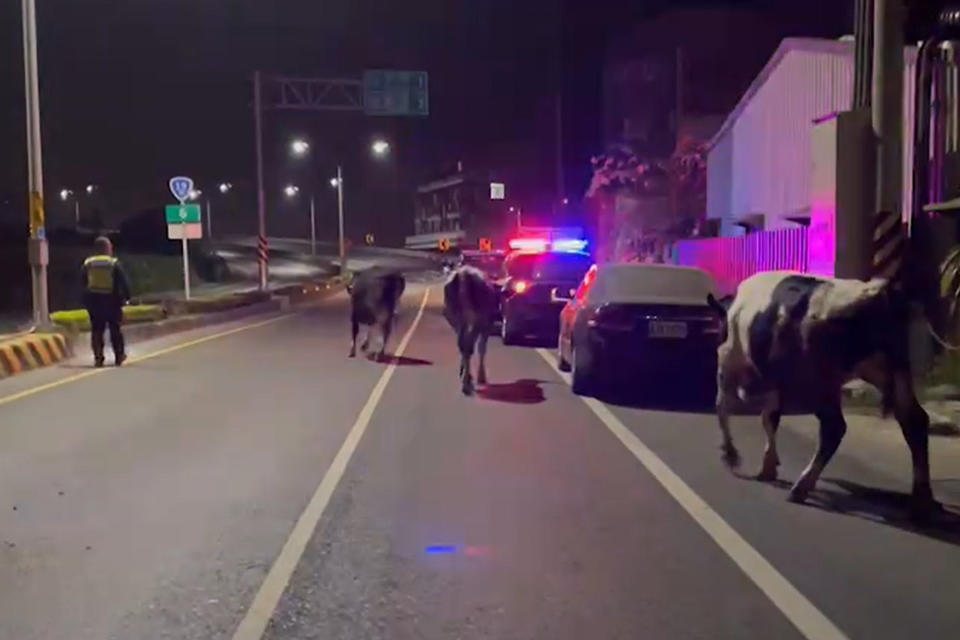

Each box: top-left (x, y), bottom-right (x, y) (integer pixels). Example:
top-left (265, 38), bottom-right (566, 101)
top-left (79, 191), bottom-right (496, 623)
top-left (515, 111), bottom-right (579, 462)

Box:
top-left (1, 274), bottom-right (959, 640)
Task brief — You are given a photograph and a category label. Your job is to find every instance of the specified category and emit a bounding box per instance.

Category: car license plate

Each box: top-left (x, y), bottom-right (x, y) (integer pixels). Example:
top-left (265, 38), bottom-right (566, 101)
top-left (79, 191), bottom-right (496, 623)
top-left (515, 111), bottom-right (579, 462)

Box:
top-left (648, 320), bottom-right (687, 339)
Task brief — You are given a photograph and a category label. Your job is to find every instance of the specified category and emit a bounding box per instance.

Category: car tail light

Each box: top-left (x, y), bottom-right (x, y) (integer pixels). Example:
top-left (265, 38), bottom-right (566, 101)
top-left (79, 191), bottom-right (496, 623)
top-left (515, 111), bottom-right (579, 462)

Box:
top-left (587, 305), bottom-right (634, 331)
top-left (703, 317), bottom-right (723, 336)
top-left (512, 280), bottom-right (529, 294)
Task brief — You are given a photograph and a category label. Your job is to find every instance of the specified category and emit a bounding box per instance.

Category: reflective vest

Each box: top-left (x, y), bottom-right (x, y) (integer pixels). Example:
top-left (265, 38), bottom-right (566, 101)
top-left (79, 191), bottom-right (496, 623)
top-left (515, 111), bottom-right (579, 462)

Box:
top-left (84, 255), bottom-right (117, 294)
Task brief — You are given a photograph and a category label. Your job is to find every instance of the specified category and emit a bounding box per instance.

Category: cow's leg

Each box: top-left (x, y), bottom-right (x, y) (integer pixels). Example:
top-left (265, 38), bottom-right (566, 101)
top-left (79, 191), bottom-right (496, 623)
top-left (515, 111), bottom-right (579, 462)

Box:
top-left (378, 314), bottom-right (393, 361)
top-left (757, 391), bottom-right (782, 481)
top-left (890, 371), bottom-right (939, 516)
top-left (361, 324), bottom-right (371, 353)
top-left (349, 314), bottom-right (359, 358)
top-left (715, 351), bottom-right (741, 468)
top-left (789, 400), bottom-right (846, 503)
top-left (458, 326), bottom-right (475, 395)
top-left (476, 327), bottom-right (489, 386)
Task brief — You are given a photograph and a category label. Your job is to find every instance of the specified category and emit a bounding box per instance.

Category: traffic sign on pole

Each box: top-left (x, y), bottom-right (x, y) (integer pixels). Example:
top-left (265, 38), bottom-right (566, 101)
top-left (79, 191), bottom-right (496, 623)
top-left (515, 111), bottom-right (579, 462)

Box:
top-left (169, 176), bottom-right (194, 203)
top-left (363, 70), bottom-right (429, 116)
top-left (165, 204), bottom-right (202, 224)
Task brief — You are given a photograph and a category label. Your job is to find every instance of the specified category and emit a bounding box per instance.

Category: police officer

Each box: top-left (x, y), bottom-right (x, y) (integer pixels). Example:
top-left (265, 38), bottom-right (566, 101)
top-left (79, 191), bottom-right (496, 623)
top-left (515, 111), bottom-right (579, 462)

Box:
top-left (81, 236), bottom-right (131, 367)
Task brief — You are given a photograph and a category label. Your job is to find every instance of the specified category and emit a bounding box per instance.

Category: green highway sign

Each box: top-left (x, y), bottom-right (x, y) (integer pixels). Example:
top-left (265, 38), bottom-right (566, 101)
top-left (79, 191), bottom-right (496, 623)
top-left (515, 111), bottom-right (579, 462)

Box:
top-left (165, 204), bottom-right (201, 224)
top-left (363, 70), bottom-right (428, 117)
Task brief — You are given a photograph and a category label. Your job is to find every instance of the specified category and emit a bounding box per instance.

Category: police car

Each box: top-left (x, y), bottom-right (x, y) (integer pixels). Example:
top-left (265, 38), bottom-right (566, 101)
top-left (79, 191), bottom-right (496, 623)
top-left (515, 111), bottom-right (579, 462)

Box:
top-left (499, 237), bottom-right (592, 345)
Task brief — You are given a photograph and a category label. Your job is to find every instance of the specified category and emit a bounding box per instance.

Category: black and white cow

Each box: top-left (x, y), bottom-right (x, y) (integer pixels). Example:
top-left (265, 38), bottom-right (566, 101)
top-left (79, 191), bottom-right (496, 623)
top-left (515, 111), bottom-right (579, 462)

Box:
top-left (443, 266), bottom-right (499, 395)
top-left (708, 271), bottom-right (938, 517)
top-left (347, 270), bottom-right (406, 360)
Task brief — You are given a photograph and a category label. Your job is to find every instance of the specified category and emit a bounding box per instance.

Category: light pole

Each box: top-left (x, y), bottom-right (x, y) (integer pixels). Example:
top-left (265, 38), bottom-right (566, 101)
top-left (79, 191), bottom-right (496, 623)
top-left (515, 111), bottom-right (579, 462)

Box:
top-left (290, 140), bottom-right (318, 255)
top-left (331, 171), bottom-right (345, 272)
top-left (22, 0), bottom-right (48, 325)
top-left (60, 189), bottom-right (79, 230)
top-left (206, 182), bottom-right (232, 239)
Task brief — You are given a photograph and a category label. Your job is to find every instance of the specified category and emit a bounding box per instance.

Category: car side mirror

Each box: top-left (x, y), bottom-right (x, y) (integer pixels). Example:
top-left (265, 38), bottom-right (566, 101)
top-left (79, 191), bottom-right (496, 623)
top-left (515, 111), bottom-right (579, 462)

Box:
top-left (551, 287), bottom-right (573, 303)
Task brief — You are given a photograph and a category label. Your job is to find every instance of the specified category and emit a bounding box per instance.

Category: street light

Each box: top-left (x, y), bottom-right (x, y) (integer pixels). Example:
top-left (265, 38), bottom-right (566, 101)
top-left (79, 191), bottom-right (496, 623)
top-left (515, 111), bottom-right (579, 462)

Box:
top-left (59, 188), bottom-right (72, 201)
top-left (284, 184), bottom-right (300, 198)
top-left (371, 139), bottom-right (390, 157)
top-left (329, 177), bottom-right (341, 188)
top-left (291, 139), bottom-right (310, 157)
top-left (85, 184), bottom-right (96, 195)
top-left (218, 182), bottom-right (232, 194)
top-left (188, 189), bottom-right (201, 201)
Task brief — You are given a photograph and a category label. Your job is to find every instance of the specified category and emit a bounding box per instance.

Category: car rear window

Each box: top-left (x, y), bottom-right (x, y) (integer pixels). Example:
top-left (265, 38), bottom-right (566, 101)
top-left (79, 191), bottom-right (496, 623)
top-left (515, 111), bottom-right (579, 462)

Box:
top-left (590, 265), bottom-right (717, 304)
top-left (507, 253), bottom-right (592, 282)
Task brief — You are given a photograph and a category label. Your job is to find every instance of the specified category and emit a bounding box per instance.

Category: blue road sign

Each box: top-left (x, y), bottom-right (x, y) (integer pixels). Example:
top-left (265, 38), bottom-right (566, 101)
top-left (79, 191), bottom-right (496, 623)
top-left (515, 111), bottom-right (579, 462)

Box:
top-left (169, 176), bottom-right (194, 203)
top-left (363, 70), bottom-right (428, 117)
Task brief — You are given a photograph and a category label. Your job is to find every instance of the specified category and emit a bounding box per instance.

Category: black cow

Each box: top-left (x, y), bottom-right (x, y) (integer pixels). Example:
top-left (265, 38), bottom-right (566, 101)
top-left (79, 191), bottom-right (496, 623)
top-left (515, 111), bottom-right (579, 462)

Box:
top-left (443, 266), bottom-right (499, 395)
top-left (708, 271), bottom-right (938, 517)
top-left (347, 270), bottom-right (406, 360)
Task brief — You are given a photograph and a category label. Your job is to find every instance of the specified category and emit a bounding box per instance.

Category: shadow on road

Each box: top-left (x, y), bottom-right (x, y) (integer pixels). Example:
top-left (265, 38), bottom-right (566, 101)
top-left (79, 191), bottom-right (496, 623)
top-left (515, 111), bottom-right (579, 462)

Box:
top-left (757, 476), bottom-right (960, 546)
top-left (595, 384), bottom-right (716, 415)
top-left (477, 378), bottom-right (548, 404)
top-left (372, 353), bottom-right (433, 366)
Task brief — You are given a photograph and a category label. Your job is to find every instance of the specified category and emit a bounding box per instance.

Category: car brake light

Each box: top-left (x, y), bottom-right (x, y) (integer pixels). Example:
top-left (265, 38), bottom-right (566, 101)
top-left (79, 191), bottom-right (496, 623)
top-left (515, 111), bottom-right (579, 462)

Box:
top-left (587, 305), bottom-right (634, 331)
top-left (512, 280), bottom-right (529, 294)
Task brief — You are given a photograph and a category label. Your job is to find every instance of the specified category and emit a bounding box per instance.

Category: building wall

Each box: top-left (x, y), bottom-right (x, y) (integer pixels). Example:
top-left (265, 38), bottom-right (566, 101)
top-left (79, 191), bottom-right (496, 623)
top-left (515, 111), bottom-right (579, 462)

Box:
top-left (707, 39), bottom-right (917, 234)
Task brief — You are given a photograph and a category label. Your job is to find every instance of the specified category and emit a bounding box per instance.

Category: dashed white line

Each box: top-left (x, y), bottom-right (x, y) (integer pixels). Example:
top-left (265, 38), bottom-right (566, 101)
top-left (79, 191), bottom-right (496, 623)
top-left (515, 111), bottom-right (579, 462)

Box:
top-left (535, 348), bottom-right (849, 640)
top-left (231, 290), bottom-right (430, 640)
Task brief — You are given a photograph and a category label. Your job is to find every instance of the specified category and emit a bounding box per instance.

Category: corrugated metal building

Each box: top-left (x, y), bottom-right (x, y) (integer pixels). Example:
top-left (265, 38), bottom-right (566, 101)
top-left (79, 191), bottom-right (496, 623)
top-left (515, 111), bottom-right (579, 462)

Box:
top-left (706, 37), bottom-right (917, 236)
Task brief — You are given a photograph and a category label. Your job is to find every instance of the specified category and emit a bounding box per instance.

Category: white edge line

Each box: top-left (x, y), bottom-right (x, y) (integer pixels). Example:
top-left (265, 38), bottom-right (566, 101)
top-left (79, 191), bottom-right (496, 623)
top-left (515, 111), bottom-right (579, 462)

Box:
top-left (534, 348), bottom-right (849, 640)
top-left (232, 289), bottom-right (431, 640)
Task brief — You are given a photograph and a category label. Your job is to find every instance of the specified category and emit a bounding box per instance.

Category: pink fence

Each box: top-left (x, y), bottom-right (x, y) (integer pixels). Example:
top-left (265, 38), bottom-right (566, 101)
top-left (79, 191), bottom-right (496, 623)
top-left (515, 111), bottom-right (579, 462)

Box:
top-left (673, 228), bottom-right (809, 295)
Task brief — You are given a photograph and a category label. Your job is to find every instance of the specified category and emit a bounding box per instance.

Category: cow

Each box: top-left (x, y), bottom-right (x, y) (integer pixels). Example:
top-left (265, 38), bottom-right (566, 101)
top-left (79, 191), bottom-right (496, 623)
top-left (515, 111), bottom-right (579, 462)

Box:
top-left (707, 271), bottom-right (938, 518)
top-left (347, 270), bottom-right (406, 360)
top-left (443, 266), bottom-right (499, 395)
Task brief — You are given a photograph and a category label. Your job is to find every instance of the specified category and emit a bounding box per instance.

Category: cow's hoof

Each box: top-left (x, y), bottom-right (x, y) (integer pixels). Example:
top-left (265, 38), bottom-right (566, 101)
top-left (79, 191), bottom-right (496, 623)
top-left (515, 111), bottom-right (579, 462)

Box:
top-left (361, 341), bottom-right (370, 353)
top-left (721, 445), bottom-right (741, 469)
top-left (477, 372), bottom-right (488, 386)
top-left (755, 468), bottom-right (778, 482)
top-left (787, 486), bottom-right (810, 504)
top-left (348, 349), bottom-right (356, 358)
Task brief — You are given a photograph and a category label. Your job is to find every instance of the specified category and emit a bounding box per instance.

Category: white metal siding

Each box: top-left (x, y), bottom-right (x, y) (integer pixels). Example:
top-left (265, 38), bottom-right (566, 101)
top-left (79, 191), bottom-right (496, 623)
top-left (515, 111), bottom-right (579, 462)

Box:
top-left (708, 41), bottom-right (918, 234)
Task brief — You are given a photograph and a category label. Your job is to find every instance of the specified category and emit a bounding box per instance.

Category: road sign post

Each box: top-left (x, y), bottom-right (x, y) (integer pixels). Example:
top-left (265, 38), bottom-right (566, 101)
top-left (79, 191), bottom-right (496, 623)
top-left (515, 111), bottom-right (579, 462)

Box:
top-left (167, 177), bottom-right (201, 300)
top-left (363, 70), bottom-right (429, 116)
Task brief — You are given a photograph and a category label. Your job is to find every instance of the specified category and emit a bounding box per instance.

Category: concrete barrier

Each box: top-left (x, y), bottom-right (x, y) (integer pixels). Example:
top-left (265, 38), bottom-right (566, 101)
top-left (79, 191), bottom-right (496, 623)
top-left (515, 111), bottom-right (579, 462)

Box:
top-left (0, 333), bottom-right (72, 379)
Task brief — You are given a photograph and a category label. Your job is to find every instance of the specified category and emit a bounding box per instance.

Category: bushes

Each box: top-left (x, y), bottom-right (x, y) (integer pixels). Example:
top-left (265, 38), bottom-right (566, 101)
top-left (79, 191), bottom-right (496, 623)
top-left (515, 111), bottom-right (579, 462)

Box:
top-left (51, 305), bottom-right (166, 331)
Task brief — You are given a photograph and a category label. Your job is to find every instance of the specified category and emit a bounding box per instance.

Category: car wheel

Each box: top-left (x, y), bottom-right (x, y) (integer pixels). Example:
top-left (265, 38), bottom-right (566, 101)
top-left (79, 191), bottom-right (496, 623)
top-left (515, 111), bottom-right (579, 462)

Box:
top-left (571, 342), bottom-right (598, 396)
top-left (501, 316), bottom-right (520, 346)
top-left (557, 338), bottom-right (572, 372)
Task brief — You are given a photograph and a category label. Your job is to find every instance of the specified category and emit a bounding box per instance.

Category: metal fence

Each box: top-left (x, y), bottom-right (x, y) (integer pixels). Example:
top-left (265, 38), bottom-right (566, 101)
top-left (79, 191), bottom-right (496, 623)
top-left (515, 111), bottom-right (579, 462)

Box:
top-left (672, 227), bottom-right (809, 295)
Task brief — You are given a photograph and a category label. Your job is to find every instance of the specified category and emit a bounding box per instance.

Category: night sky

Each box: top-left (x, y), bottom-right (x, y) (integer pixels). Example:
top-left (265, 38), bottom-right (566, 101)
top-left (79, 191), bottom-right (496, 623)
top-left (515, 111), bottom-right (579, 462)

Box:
top-left (0, 1), bottom-right (883, 244)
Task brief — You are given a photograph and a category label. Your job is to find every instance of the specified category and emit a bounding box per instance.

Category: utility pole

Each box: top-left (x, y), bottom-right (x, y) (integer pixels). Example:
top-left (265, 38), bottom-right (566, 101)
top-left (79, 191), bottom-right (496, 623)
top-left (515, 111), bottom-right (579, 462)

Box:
top-left (254, 71), bottom-right (268, 290)
top-left (309, 194), bottom-right (317, 256)
top-left (555, 93), bottom-right (564, 208)
top-left (872, 0), bottom-right (904, 231)
top-left (22, 0), bottom-right (48, 326)
top-left (206, 199), bottom-right (212, 239)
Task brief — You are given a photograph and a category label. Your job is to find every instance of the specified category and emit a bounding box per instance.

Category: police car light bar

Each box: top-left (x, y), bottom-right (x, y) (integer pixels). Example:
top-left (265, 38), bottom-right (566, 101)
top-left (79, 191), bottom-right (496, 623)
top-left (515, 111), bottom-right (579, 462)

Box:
top-left (552, 239), bottom-right (588, 252)
top-left (509, 238), bottom-right (549, 252)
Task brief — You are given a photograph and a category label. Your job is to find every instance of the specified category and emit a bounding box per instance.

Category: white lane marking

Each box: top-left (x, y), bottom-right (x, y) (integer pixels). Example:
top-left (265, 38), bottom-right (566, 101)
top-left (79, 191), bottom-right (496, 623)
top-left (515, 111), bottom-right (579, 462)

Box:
top-left (232, 289), bottom-right (430, 640)
top-left (535, 348), bottom-right (849, 640)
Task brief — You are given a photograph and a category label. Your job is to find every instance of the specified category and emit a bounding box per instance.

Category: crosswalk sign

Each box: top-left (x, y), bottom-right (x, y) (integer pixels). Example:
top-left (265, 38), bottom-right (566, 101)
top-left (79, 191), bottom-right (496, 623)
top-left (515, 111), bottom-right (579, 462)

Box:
top-left (365, 233), bottom-right (375, 245)
top-left (439, 238), bottom-right (451, 252)
top-left (479, 238), bottom-right (492, 252)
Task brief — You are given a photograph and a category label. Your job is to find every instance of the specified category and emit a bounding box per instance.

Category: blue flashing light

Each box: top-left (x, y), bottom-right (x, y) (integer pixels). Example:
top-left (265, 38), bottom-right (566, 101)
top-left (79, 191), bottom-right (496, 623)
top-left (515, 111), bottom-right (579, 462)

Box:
top-left (425, 545), bottom-right (458, 555)
top-left (551, 239), bottom-right (588, 252)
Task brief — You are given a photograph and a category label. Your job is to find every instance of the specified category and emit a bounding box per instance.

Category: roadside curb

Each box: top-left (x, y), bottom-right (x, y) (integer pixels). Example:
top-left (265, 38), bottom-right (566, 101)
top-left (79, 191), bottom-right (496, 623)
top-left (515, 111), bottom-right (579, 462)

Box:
top-left (0, 332), bottom-right (73, 380)
top-left (0, 280), bottom-right (348, 382)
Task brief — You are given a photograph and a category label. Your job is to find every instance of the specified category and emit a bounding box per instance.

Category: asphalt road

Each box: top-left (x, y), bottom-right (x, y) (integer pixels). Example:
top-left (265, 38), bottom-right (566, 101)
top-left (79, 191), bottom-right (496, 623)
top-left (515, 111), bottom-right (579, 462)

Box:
top-left (1, 274), bottom-right (959, 640)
